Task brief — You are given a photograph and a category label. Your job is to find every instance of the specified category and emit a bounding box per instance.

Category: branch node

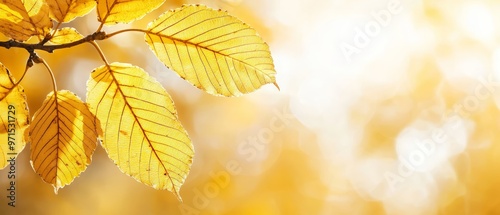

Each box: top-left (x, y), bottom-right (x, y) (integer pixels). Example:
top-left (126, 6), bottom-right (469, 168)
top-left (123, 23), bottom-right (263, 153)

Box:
top-left (93, 31), bottom-right (107, 40)
top-left (31, 52), bottom-right (43, 64)
top-left (6, 40), bottom-right (14, 49)
top-left (39, 33), bottom-right (52, 45)
top-left (26, 57), bottom-right (34, 68)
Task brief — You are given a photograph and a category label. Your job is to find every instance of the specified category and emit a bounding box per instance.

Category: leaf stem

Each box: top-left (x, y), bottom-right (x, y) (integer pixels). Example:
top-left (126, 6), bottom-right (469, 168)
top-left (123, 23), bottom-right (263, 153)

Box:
top-left (34, 54), bottom-right (58, 93)
top-left (50, 22), bottom-right (63, 38)
top-left (13, 59), bottom-right (32, 87)
top-left (88, 41), bottom-right (110, 66)
top-left (2, 58), bottom-right (32, 100)
top-left (96, 23), bottom-right (104, 33)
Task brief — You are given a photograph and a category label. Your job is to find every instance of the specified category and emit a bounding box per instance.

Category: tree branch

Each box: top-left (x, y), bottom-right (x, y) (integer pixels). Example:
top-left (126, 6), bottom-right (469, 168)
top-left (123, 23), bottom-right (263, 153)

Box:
top-left (0, 31), bottom-right (107, 53)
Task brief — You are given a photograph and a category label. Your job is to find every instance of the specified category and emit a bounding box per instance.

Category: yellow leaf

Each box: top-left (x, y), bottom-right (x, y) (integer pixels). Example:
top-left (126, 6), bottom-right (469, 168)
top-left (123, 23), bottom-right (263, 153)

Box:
top-left (49, 27), bottom-right (84, 45)
top-left (86, 62), bottom-right (193, 199)
top-left (97, 0), bottom-right (165, 25)
top-left (0, 0), bottom-right (53, 41)
top-left (145, 4), bottom-right (278, 97)
top-left (46, 0), bottom-right (96, 23)
top-left (0, 63), bottom-right (29, 169)
top-left (29, 90), bottom-right (99, 193)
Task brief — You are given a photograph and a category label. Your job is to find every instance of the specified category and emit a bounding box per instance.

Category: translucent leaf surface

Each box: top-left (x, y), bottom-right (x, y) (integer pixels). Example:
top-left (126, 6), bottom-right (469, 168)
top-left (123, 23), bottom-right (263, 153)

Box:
top-left (86, 62), bottom-right (193, 199)
top-left (0, 0), bottom-right (53, 41)
top-left (97, 0), bottom-right (165, 25)
top-left (0, 63), bottom-right (29, 169)
top-left (49, 27), bottom-right (84, 45)
top-left (46, 0), bottom-right (96, 23)
top-left (145, 4), bottom-right (277, 97)
top-left (29, 90), bottom-right (99, 193)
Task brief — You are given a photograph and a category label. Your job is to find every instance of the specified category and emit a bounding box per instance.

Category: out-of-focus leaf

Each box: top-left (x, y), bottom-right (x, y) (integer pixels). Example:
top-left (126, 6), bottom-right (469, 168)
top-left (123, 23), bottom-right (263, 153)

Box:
top-left (145, 4), bottom-right (278, 97)
top-left (0, 62), bottom-right (29, 169)
top-left (96, 0), bottom-right (165, 25)
top-left (86, 62), bottom-right (193, 199)
top-left (0, 0), bottom-right (53, 41)
top-left (46, 0), bottom-right (96, 23)
top-left (49, 27), bottom-right (84, 45)
top-left (29, 90), bottom-right (99, 193)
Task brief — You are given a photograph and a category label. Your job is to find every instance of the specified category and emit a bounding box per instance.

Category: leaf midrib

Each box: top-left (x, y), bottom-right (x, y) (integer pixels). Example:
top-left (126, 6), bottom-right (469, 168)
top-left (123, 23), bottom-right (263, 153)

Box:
top-left (146, 32), bottom-right (275, 80)
top-left (107, 66), bottom-right (178, 194)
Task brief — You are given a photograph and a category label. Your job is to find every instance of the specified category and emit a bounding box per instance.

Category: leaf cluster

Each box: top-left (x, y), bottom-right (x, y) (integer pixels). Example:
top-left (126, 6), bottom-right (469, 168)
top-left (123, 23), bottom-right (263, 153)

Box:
top-left (0, 0), bottom-right (277, 199)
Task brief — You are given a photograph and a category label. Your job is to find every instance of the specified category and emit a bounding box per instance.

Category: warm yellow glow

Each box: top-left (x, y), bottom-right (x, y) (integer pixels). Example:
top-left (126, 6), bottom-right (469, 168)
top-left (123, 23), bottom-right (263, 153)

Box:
top-left (1, 0), bottom-right (499, 214)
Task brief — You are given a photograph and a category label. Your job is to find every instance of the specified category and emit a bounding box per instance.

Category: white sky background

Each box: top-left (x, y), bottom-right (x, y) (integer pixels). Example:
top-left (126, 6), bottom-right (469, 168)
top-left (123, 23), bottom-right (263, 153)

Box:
top-left (240, 0), bottom-right (500, 214)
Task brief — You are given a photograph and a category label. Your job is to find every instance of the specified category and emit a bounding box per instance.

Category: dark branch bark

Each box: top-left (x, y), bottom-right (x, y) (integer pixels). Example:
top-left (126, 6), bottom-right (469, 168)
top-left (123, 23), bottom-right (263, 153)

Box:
top-left (0, 31), bottom-right (107, 53)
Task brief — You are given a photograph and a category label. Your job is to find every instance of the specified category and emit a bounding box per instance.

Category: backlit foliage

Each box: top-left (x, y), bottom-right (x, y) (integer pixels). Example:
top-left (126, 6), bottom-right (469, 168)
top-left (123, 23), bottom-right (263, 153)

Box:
top-left (0, 0), bottom-right (277, 198)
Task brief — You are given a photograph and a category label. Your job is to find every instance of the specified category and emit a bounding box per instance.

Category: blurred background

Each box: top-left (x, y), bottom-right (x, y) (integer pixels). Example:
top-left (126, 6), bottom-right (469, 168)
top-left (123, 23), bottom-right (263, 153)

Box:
top-left (2, 0), bottom-right (500, 214)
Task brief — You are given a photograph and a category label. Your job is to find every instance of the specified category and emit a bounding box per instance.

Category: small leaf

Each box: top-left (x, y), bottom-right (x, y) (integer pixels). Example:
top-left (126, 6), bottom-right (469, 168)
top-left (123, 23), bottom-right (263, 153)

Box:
top-left (86, 62), bottom-right (193, 199)
top-left (145, 4), bottom-right (277, 97)
top-left (97, 0), bottom-right (165, 25)
top-left (0, 0), bottom-right (53, 41)
top-left (49, 27), bottom-right (84, 45)
top-left (29, 90), bottom-right (99, 193)
top-left (46, 0), bottom-right (96, 23)
top-left (0, 62), bottom-right (29, 170)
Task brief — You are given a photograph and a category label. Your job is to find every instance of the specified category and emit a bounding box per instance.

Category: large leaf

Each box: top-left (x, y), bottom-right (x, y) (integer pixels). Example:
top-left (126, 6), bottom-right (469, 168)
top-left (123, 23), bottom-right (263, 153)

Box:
top-left (145, 4), bottom-right (277, 97)
top-left (29, 90), bottom-right (99, 193)
top-left (46, 0), bottom-right (96, 23)
top-left (0, 63), bottom-right (29, 169)
top-left (86, 62), bottom-right (193, 199)
top-left (96, 0), bottom-right (165, 25)
top-left (0, 0), bottom-right (53, 41)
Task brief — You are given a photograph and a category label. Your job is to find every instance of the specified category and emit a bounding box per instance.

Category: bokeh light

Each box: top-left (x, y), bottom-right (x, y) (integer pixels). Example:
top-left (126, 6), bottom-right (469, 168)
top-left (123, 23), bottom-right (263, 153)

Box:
top-left (2, 0), bottom-right (500, 214)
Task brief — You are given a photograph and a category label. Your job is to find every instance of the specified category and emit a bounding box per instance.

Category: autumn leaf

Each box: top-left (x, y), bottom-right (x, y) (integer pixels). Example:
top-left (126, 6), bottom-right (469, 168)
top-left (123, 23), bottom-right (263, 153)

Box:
top-left (29, 90), bottom-right (99, 193)
top-left (50, 27), bottom-right (84, 45)
top-left (0, 0), bottom-right (53, 41)
top-left (86, 62), bottom-right (193, 199)
top-left (145, 4), bottom-right (278, 97)
top-left (97, 0), bottom-right (165, 25)
top-left (46, 0), bottom-right (96, 23)
top-left (0, 63), bottom-right (29, 170)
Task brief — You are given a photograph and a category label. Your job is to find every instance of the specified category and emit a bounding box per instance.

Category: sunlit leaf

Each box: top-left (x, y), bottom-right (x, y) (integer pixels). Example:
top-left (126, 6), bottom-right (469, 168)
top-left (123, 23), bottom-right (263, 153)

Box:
top-left (96, 0), bottom-right (165, 25)
top-left (46, 0), bottom-right (96, 23)
top-left (86, 62), bottom-right (193, 199)
top-left (29, 90), bottom-right (99, 193)
top-left (0, 0), bottom-right (53, 41)
top-left (145, 4), bottom-right (278, 97)
top-left (49, 27), bottom-right (84, 45)
top-left (0, 62), bottom-right (29, 169)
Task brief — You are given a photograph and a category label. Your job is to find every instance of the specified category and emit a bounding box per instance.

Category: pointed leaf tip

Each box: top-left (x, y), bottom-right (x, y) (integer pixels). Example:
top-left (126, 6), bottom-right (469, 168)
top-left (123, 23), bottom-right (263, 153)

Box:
top-left (274, 82), bottom-right (280, 91)
top-left (30, 90), bottom-right (98, 191)
top-left (86, 62), bottom-right (193, 198)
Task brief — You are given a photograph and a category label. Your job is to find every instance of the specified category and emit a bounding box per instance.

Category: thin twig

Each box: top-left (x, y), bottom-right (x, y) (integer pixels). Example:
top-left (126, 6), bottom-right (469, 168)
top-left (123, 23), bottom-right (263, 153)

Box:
top-left (0, 28), bottom-right (149, 54)
top-left (0, 31), bottom-right (107, 53)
